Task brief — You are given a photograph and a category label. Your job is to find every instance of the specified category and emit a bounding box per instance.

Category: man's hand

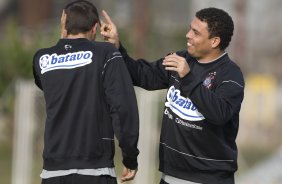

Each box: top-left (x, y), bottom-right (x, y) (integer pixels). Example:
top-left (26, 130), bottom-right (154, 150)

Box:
top-left (60, 10), bottom-right (67, 38)
top-left (163, 53), bottom-right (190, 78)
top-left (120, 166), bottom-right (137, 183)
top-left (100, 10), bottom-right (120, 49)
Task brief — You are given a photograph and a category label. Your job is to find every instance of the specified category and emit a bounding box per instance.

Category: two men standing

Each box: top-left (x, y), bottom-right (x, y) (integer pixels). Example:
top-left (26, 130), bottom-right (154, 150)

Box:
top-left (33, 1), bottom-right (244, 184)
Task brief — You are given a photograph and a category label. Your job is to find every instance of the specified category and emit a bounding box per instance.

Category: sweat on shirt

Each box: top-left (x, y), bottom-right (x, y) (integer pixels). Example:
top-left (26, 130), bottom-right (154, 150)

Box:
top-left (119, 44), bottom-right (244, 184)
top-left (32, 38), bottom-right (139, 177)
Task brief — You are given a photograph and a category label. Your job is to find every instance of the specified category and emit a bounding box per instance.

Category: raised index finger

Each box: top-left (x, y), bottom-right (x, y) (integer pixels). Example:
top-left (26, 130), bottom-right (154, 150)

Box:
top-left (102, 10), bottom-right (113, 25)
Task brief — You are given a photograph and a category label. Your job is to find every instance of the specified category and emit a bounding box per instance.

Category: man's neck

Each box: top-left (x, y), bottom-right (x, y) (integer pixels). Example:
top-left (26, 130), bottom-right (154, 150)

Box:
top-left (197, 50), bottom-right (226, 63)
top-left (66, 33), bottom-right (88, 39)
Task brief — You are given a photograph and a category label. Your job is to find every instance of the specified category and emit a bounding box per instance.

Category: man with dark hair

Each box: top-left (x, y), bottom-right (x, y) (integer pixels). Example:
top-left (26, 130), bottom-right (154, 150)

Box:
top-left (33, 1), bottom-right (139, 184)
top-left (101, 7), bottom-right (244, 184)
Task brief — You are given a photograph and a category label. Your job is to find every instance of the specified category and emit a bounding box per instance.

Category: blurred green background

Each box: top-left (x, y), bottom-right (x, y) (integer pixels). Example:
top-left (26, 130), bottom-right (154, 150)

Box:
top-left (0, 0), bottom-right (282, 184)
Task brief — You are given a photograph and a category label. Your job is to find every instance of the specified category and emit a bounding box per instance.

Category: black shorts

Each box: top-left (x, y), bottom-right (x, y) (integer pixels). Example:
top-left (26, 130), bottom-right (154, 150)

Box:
top-left (160, 179), bottom-right (169, 184)
top-left (42, 174), bottom-right (117, 184)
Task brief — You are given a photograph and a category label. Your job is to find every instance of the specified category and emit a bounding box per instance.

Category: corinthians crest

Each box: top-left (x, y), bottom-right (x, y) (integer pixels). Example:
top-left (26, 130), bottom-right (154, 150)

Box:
top-left (203, 72), bottom-right (216, 89)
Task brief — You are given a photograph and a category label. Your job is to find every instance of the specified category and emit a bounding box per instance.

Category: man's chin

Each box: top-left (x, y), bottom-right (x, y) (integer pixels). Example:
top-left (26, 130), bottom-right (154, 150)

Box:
top-left (187, 49), bottom-right (195, 56)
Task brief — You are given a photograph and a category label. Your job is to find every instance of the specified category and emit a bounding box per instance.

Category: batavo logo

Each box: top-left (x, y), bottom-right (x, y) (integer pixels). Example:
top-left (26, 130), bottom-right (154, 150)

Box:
top-left (165, 86), bottom-right (205, 121)
top-left (39, 51), bottom-right (93, 74)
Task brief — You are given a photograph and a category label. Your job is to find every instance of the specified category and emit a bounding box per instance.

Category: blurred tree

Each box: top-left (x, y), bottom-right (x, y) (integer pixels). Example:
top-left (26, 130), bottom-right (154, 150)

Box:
top-left (133, 0), bottom-right (150, 58)
top-left (19, 0), bottom-right (53, 29)
top-left (0, 18), bottom-right (59, 96)
top-left (233, 0), bottom-right (247, 69)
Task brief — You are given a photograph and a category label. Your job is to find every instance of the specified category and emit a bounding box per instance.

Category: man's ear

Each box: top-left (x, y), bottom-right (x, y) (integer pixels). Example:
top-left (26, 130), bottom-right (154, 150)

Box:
top-left (60, 10), bottom-right (67, 38)
top-left (210, 37), bottom-right (221, 49)
top-left (91, 23), bottom-right (99, 34)
top-left (88, 23), bottom-right (99, 41)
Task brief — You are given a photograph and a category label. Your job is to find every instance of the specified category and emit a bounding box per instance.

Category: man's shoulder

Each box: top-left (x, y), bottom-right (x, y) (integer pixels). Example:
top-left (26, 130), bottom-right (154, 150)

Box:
top-left (220, 55), bottom-right (245, 83)
top-left (222, 55), bottom-right (243, 73)
top-left (88, 41), bottom-right (119, 56)
top-left (34, 43), bottom-right (60, 56)
top-left (90, 41), bottom-right (116, 49)
top-left (33, 47), bottom-right (52, 60)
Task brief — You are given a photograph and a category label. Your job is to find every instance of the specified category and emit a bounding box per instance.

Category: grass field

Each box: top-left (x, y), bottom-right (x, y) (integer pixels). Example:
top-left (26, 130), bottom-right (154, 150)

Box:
top-left (0, 141), bottom-right (12, 184)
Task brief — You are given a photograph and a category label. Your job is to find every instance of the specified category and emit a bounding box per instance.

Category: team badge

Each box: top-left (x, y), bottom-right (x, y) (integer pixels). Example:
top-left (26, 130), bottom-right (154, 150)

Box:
top-left (203, 72), bottom-right (216, 89)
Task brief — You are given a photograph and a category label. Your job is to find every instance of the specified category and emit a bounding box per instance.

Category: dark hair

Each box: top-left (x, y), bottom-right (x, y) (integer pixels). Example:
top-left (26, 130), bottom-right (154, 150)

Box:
top-left (64, 0), bottom-right (100, 35)
top-left (196, 7), bottom-right (234, 50)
